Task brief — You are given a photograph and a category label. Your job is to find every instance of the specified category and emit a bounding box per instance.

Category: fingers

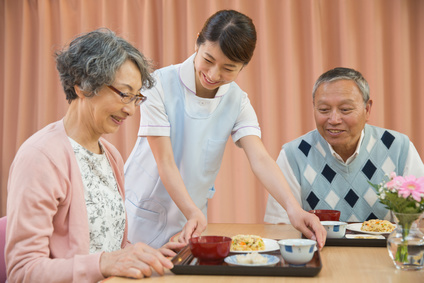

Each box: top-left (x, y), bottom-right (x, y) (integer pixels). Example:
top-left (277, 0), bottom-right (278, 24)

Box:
top-left (290, 210), bottom-right (327, 250)
top-left (100, 243), bottom-right (174, 279)
top-left (162, 241), bottom-right (187, 252)
top-left (158, 241), bottom-right (186, 258)
top-left (179, 211), bottom-right (207, 243)
top-left (305, 214), bottom-right (327, 249)
top-left (191, 225), bottom-right (204, 238)
top-left (158, 248), bottom-right (177, 258)
top-left (179, 221), bottom-right (198, 244)
top-left (126, 267), bottom-right (143, 279)
top-left (134, 243), bottom-right (174, 272)
top-left (312, 222), bottom-right (327, 249)
top-left (300, 225), bottom-right (315, 241)
top-left (178, 228), bottom-right (191, 244)
top-left (122, 245), bottom-right (162, 277)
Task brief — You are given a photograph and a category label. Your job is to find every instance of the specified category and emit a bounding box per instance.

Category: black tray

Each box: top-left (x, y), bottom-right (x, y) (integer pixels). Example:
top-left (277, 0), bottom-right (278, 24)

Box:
top-left (325, 226), bottom-right (389, 247)
top-left (171, 245), bottom-right (322, 277)
top-left (302, 223), bottom-right (389, 247)
top-left (325, 237), bottom-right (386, 247)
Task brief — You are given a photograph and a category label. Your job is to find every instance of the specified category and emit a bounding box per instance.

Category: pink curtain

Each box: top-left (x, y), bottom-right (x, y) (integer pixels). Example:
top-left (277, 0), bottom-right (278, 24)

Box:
top-left (1, 0), bottom-right (423, 224)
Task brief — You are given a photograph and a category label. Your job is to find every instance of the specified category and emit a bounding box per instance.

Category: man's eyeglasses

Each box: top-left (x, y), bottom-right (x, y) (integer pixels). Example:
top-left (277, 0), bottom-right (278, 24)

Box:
top-left (107, 85), bottom-right (147, 106)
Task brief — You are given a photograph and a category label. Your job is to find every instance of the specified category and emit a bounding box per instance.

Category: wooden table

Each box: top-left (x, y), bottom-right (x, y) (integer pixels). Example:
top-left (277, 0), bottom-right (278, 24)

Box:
top-left (103, 223), bottom-right (424, 282)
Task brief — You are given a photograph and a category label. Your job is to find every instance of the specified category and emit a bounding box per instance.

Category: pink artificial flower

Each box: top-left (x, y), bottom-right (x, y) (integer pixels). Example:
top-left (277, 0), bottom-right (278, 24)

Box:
top-left (385, 175), bottom-right (404, 191)
top-left (397, 175), bottom-right (424, 202)
top-left (389, 172), bottom-right (397, 179)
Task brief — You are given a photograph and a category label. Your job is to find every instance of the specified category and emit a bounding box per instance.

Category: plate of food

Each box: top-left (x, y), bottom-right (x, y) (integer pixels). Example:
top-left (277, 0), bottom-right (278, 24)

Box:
top-left (224, 253), bottom-right (280, 267)
top-left (346, 219), bottom-right (396, 235)
top-left (230, 234), bottom-right (279, 253)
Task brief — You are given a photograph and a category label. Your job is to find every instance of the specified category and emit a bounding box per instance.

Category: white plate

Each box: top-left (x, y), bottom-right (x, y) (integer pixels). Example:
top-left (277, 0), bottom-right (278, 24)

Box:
top-left (224, 254), bottom-right (280, 267)
top-left (345, 234), bottom-right (385, 239)
top-left (346, 223), bottom-right (395, 235)
top-left (230, 238), bottom-right (279, 253)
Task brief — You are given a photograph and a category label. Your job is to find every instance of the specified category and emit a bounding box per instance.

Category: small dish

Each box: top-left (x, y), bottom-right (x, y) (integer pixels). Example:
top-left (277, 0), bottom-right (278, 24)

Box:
top-left (346, 223), bottom-right (395, 235)
top-left (321, 221), bottom-right (348, 238)
top-left (224, 254), bottom-right (280, 267)
top-left (230, 238), bottom-right (279, 253)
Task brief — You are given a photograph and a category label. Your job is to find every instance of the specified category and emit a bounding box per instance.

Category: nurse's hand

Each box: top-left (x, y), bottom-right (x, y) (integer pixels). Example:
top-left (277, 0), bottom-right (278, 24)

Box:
top-left (179, 210), bottom-right (207, 244)
top-left (99, 242), bottom-right (174, 279)
top-left (287, 207), bottom-right (327, 250)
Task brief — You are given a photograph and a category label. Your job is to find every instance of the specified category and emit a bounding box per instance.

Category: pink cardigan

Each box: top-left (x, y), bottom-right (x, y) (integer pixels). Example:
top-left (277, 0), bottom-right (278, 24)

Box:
top-left (6, 120), bottom-right (129, 282)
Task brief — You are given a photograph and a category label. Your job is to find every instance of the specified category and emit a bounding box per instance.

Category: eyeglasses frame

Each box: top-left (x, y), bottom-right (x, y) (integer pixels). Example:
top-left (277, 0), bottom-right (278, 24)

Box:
top-left (107, 85), bottom-right (147, 106)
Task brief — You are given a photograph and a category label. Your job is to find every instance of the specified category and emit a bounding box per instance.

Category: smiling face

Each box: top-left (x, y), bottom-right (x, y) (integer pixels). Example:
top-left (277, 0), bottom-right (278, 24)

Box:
top-left (81, 59), bottom-right (142, 137)
top-left (313, 79), bottom-right (372, 161)
top-left (193, 40), bottom-right (244, 98)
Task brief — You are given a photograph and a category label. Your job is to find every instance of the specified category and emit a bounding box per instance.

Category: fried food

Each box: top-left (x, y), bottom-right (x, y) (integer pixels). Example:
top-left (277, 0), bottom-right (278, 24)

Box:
top-left (231, 234), bottom-right (265, 251)
top-left (361, 219), bottom-right (395, 233)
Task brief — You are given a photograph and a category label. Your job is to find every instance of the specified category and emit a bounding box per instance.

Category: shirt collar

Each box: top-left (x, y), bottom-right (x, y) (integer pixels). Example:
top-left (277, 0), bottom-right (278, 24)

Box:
top-left (327, 129), bottom-right (364, 165)
top-left (179, 53), bottom-right (230, 98)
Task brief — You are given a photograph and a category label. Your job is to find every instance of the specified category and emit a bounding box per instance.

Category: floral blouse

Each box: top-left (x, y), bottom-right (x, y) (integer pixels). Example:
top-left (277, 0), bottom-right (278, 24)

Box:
top-left (69, 138), bottom-right (125, 253)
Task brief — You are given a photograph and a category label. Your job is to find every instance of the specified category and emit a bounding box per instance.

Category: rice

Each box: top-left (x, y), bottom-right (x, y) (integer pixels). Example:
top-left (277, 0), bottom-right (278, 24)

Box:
top-left (236, 252), bottom-right (268, 264)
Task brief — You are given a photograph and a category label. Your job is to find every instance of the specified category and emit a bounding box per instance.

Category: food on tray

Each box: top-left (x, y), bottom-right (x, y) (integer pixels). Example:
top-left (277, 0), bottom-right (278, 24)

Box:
top-left (231, 234), bottom-right (265, 251)
top-left (360, 219), bottom-right (395, 233)
top-left (352, 235), bottom-right (381, 239)
top-left (236, 252), bottom-right (268, 264)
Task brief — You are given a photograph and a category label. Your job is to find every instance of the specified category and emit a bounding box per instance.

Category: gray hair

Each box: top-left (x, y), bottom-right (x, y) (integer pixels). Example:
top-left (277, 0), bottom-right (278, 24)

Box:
top-left (312, 67), bottom-right (370, 104)
top-left (55, 28), bottom-right (154, 103)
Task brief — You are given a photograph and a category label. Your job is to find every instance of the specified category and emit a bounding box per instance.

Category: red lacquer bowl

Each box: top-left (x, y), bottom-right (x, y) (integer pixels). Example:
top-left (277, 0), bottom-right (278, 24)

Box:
top-left (189, 236), bottom-right (232, 263)
top-left (309, 209), bottom-right (341, 221)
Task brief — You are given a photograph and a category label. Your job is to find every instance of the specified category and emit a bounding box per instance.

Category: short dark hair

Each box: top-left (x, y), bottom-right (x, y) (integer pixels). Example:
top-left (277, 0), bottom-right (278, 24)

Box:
top-left (196, 10), bottom-right (257, 65)
top-left (55, 28), bottom-right (154, 103)
top-left (312, 67), bottom-right (370, 104)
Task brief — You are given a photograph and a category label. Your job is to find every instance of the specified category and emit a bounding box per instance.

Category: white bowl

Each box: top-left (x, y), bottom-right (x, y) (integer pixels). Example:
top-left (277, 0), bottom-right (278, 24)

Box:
top-left (321, 221), bottom-right (348, 238)
top-left (277, 239), bottom-right (316, 265)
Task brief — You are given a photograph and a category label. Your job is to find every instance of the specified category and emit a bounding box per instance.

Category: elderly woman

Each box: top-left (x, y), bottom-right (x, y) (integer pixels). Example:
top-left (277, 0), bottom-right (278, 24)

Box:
top-left (5, 28), bottom-right (184, 282)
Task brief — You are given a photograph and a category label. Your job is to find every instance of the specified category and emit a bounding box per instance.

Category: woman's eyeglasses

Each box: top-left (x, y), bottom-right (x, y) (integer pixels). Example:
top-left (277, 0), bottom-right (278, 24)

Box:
top-left (107, 85), bottom-right (147, 106)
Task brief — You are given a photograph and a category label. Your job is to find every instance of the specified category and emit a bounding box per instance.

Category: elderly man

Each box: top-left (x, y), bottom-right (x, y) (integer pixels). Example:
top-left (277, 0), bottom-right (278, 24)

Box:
top-left (265, 67), bottom-right (424, 223)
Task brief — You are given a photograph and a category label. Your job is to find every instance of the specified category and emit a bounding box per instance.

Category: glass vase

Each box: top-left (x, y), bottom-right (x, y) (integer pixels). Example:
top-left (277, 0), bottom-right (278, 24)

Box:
top-left (387, 212), bottom-right (424, 270)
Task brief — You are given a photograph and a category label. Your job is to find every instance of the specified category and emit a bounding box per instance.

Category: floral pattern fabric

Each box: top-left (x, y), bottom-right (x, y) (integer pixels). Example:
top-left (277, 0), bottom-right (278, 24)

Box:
top-left (69, 138), bottom-right (125, 253)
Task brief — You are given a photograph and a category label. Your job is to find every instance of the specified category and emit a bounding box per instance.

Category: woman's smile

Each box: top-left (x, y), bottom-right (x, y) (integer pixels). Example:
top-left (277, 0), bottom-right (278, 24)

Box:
top-left (202, 72), bottom-right (220, 85)
top-left (111, 115), bottom-right (126, 125)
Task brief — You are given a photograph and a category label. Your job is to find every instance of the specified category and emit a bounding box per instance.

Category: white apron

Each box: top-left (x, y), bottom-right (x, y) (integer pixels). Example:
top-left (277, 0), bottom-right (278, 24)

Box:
top-left (124, 62), bottom-right (244, 248)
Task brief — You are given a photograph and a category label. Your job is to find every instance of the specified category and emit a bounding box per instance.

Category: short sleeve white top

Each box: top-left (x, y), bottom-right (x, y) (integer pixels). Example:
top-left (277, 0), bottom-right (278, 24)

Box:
top-left (138, 53), bottom-right (260, 145)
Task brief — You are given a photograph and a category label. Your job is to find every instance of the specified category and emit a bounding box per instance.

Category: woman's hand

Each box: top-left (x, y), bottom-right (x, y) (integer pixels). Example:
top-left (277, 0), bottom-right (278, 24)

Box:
top-left (99, 242), bottom-right (175, 279)
top-left (287, 207), bottom-right (327, 249)
top-left (159, 241), bottom-right (187, 257)
top-left (147, 136), bottom-right (208, 244)
top-left (178, 210), bottom-right (207, 244)
top-left (238, 136), bottom-right (326, 250)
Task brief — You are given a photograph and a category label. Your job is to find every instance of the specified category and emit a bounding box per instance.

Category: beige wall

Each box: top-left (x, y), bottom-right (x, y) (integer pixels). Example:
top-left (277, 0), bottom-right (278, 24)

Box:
top-left (1, 0), bottom-right (423, 223)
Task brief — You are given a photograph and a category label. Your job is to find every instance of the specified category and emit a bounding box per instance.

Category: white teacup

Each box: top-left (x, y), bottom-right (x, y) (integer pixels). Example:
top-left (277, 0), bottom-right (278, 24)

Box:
top-left (277, 239), bottom-right (316, 265)
top-left (321, 221), bottom-right (348, 238)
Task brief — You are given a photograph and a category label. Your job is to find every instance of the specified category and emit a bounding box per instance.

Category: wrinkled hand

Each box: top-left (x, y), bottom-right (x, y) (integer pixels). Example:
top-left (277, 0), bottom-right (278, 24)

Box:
top-left (179, 210), bottom-right (207, 244)
top-left (100, 242), bottom-right (174, 279)
top-left (288, 208), bottom-right (327, 249)
top-left (159, 241), bottom-right (187, 257)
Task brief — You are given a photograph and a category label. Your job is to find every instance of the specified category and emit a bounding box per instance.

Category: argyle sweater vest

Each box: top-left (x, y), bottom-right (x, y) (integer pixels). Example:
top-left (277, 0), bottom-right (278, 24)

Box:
top-left (284, 124), bottom-right (409, 222)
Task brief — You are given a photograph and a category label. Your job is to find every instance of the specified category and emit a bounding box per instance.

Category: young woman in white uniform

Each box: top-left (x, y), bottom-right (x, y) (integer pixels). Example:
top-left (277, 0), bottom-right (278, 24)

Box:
top-left (124, 10), bottom-right (326, 249)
